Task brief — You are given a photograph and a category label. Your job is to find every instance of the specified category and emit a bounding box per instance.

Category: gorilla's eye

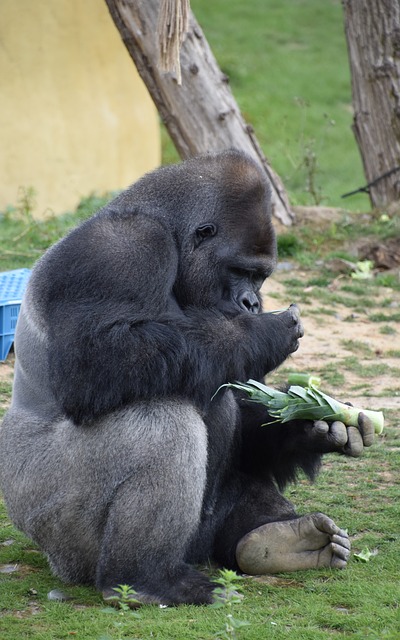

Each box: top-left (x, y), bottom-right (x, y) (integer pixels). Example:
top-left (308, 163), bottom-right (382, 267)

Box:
top-left (194, 223), bottom-right (217, 247)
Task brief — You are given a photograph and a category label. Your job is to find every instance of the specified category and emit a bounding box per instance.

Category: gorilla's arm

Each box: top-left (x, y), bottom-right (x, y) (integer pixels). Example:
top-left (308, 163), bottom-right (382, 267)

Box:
top-left (238, 398), bottom-right (375, 489)
top-left (48, 305), bottom-right (301, 425)
top-left (43, 215), bottom-right (302, 425)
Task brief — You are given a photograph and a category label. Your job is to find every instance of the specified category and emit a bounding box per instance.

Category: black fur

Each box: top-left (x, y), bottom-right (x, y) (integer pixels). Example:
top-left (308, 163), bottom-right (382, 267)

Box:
top-left (0, 150), bottom-right (329, 605)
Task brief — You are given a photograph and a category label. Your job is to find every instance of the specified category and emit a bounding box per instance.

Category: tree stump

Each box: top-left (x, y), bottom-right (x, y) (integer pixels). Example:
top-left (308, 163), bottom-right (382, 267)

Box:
top-left (343, 0), bottom-right (400, 208)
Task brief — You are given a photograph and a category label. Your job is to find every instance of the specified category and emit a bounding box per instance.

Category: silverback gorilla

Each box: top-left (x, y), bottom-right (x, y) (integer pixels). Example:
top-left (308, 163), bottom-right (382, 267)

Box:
top-left (0, 150), bottom-right (374, 606)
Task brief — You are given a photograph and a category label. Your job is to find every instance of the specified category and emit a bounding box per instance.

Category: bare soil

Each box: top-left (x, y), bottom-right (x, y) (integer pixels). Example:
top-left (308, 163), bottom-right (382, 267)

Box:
top-left (261, 268), bottom-right (400, 414)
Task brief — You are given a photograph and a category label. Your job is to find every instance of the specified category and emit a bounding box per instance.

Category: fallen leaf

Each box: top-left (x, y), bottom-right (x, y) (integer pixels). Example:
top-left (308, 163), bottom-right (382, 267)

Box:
top-left (0, 564), bottom-right (18, 573)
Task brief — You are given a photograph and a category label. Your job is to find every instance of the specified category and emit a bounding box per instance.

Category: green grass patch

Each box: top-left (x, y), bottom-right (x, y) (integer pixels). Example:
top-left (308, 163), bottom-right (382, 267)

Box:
top-left (340, 283), bottom-right (371, 296)
top-left (308, 288), bottom-right (375, 310)
top-left (281, 278), bottom-right (305, 289)
top-left (342, 357), bottom-right (398, 378)
top-left (306, 276), bottom-right (332, 287)
top-left (0, 381), bottom-right (12, 419)
top-left (277, 215), bottom-right (400, 270)
top-left (0, 194), bottom-right (111, 271)
top-left (190, 0), bottom-right (367, 210)
top-left (317, 364), bottom-right (346, 388)
top-left (306, 307), bottom-right (338, 317)
top-left (0, 381), bottom-right (12, 397)
top-left (349, 383), bottom-right (373, 394)
top-left (340, 339), bottom-right (375, 357)
top-left (376, 273), bottom-right (400, 290)
top-left (379, 325), bottom-right (397, 336)
top-left (277, 233), bottom-right (304, 259)
top-left (369, 312), bottom-right (400, 323)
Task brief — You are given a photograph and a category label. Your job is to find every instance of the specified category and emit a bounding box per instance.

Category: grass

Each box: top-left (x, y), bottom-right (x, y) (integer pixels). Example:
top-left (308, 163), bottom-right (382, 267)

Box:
top-left (379, 326), bottom-right (397, 336)
top-left (1, 0), bottom-right (400, 637)
top-left (1, 422), bottom-right (399, 639)
top-left (0, 193), bottom-right (111, 272)
top-left (340, 340), bottom-right (375, 357)
top-left (163, 0), bottom-right (369, 211)
top-left (1, 206), bottom-right (400, 638)
top-left (369, 313), bottom-right (400, 323)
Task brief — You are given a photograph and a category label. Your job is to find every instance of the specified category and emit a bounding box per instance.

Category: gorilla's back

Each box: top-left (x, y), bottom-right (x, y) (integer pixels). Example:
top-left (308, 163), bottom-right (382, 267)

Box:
top-left (9, 267), bottom-right (60, 420)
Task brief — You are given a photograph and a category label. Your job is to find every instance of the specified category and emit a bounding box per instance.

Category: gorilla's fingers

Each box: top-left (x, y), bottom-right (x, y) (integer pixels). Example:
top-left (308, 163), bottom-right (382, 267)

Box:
top-left (330, 542), bottom-right (351, 562)
top-left (311, 512), bottom-right (342, 536)
top-left (331, 533), bottom-right (351, 550)
top-left (343, 426), bottom-right (364, 457)
top-left (275, 304), bottom-right (304, 356)
top-left (313, 420), bottom-right (329, 435)
top-left (330, 554), bottom-right (348, 569)
top-left (358, 412), bottom-right (375, 447)
top-left (288, 303), bottom-right (304, 339)
top-left (308, 418), bottom-right (370, 456)
top-left (330, 529), bottom-right (351, 569)
top-left (307, 421), bottom-right (345, 453)
top-left (329, 421), bottom-right (348, 447)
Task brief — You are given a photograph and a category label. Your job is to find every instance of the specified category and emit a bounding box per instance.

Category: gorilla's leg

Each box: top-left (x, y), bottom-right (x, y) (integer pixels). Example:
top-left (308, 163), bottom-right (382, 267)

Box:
top-left (0, 411), bottom-right (103, 585)
top-left (95, 402), bottom-right (215, 606)
top-left (213, 477), bottom-right (350, 574)
top-left (97, 477), bottom-right (213, 606)
top-left (0, 402), bottom-right (214, 604)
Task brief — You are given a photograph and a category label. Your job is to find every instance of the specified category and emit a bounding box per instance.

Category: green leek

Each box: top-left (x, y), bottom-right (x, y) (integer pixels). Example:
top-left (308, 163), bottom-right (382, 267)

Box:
top-left (225, 379), bottom-right (384, 435)
top-left (287, 372), bottom-right (321, 388)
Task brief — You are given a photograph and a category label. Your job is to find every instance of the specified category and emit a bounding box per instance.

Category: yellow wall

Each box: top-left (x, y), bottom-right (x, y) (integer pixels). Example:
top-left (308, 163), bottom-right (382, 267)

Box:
top-left (0, 0), bottom-right (161, 217)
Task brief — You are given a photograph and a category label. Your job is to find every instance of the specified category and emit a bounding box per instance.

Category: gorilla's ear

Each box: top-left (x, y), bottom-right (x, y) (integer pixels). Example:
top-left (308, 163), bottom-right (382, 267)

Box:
top-left (194, 223), bottom-right (218, 248)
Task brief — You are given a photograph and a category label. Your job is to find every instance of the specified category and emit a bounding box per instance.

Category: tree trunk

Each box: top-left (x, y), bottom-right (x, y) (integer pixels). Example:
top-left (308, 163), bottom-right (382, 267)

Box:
top-left (343, 0), bottom-right (400, 208)
top-left (104, 0), bottom-right (294, 225)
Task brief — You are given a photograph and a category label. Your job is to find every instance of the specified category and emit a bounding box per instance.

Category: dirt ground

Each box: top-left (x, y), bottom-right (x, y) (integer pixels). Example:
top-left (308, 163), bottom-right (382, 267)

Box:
top-left (261, 269), bottom-right (400, 415)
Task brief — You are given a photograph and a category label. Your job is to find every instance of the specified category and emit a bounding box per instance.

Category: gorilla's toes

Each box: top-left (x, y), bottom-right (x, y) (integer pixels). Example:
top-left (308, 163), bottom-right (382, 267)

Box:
top-left (236, 513), bottom-right (350, 575)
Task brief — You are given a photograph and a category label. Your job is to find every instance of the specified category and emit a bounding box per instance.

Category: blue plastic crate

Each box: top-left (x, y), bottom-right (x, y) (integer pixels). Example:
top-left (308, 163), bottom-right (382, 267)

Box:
top-left (0, 269), bottom-right (31, 361)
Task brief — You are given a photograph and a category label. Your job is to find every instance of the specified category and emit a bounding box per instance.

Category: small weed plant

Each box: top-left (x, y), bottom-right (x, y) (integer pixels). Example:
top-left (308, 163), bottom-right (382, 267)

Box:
top-left (102, 584), bottom-right (141, 618)
top-left (212, 569), bottom-right (250, 639)
top-left (112, 584), bottom-right (139, 612)
top-left (99, 584), bottom-right (142, 640)
top-left (15, 186), bottom-right (37, 222)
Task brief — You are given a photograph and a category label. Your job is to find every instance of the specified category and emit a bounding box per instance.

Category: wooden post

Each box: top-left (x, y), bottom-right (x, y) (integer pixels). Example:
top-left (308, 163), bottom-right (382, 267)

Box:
top-left (343, 0), bottom-right (400, 208)
top-left (105, 0), bottom-right (294, 225)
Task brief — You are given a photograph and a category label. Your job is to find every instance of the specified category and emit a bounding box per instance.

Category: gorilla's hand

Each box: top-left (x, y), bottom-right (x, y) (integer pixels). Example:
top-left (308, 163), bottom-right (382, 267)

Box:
top-left (248, 303), bottom-right (304, 375)
top-left (305, 413), bottom-right (375, 457)
top-left (280, 304), bottom-right (304, 354)
top-left (264, 303), bottom-right (304, 359)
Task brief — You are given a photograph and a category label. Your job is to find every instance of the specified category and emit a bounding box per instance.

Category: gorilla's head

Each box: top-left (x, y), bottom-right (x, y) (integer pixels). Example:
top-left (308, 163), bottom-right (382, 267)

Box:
top-left (109, 149), bottom-right (277, 317)
top-left (169, 150), bottom-right (277, 316)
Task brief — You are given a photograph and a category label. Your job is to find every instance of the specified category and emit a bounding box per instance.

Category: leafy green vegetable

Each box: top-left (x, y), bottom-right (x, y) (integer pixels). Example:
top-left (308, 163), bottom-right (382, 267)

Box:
top-left (225, 379), bottom-right (384, 434)
top-left (287, 372), bottom-right (321, 388)
top-left (354, 547), bottom-right (377, 562)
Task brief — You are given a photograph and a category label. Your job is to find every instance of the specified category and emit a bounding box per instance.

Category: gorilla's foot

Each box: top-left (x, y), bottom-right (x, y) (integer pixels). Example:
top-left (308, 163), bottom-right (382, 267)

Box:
top-left (236, 513), bottom-right (350, 575)
top-left (101, 567), bottom-right (216, 607)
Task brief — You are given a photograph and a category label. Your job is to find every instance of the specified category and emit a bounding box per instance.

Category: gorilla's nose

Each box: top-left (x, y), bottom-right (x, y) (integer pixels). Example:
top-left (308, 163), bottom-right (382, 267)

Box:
top-left (238, 292), bottom-right (260, 314)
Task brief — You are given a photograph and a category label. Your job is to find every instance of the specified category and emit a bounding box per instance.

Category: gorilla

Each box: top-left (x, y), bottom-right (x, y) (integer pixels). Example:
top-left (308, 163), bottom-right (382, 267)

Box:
top-left (0, 150), bottom-right (374, 606)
